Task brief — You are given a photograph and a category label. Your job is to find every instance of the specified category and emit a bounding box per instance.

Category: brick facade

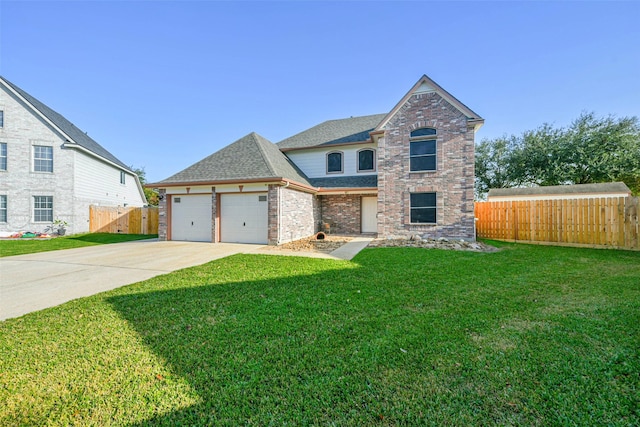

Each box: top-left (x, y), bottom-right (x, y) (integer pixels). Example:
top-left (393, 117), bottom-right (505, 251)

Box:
top-left (158, 189), bottom-right (167, 240)
top-left (279, 186), bottom-right (319, 244)
top-left (378, 91), bottom-right (476, 240)
top-left (320, 194), bottom-right (362, 234)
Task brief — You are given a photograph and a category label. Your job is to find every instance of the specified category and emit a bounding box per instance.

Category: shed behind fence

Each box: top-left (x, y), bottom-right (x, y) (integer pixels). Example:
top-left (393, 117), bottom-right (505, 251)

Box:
top-left (89, 206), bottom-right (159, 234)
top-left (475, 197), bottom-right (639, 250)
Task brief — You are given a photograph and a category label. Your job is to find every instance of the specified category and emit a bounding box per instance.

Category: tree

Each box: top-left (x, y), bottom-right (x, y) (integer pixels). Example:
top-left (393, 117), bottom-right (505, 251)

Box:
top-left (475, 113), bottom-right (640, 199)
top-left (131, 166), bottom-right (159, 206)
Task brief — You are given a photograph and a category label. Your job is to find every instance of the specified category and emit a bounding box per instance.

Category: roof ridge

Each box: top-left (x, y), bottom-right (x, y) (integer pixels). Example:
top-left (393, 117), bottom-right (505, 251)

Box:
top-left (250, 132), bottom-right (278, 177)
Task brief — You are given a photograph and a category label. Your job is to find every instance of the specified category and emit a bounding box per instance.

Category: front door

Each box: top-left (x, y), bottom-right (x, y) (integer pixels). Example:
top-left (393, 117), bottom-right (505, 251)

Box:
top-left (361, 196), bottom-right (377, 233)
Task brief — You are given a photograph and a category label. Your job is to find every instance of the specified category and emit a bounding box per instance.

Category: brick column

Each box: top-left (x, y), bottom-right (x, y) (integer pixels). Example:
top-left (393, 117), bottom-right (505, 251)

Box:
top-left (211, 187), bottom-right (217, 243)
top-left (267, 184), bottom-right (279, 245)
top-left (158, 189), bottom-right (167, 241)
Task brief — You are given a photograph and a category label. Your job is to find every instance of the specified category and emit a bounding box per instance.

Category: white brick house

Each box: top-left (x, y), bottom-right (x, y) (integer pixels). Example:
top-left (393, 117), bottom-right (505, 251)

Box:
top-left (151, 75), bottom-right (483, 244)
top-left (0, 77), bottom-right (146, 235)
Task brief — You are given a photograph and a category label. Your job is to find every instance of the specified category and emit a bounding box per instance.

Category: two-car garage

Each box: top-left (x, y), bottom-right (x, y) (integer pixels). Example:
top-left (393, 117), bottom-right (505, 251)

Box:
top-left (171, 193), bottom-right (268, 244)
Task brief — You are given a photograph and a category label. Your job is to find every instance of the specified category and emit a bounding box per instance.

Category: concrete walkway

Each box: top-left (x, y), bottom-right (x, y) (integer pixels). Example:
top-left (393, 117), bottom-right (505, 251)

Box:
top-left (0, 240), bottom-right (264, 321)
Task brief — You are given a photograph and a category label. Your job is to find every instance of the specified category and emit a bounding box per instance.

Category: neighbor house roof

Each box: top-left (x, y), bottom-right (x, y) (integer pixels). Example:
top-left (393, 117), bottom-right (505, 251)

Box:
top-left (156, 132), bottom-right (312, 187)
top-left (488, 182), bottom-right (631, 198)
top-left (0, 76), bottom-right (132, 171)
top-left (277, 114), bottom-right (386, 151)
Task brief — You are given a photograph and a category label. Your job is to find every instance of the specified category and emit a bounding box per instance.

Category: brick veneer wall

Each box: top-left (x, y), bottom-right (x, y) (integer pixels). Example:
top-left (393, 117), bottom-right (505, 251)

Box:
top-left (320, 194), bottom-right (362, 234)
top-left (378, 91), bottom-right (476, 240)
top-left (158, 189), bottom-right (167, 240)
top-left (279, 187), bottom-right (319, 244)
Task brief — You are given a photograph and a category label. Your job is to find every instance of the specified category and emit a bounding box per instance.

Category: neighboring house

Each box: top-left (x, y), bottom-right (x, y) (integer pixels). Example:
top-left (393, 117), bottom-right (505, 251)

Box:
top-left (150, 74), bottom-right (483, 244)
top-left (0, 77), bottom-right (146, 235)
top-left (487, 182), bottom-right (632, 201)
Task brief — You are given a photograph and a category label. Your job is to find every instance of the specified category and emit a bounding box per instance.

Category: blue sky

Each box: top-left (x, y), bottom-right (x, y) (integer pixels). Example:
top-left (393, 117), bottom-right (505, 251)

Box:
top-left (1, 1), bottom-right (638, 183)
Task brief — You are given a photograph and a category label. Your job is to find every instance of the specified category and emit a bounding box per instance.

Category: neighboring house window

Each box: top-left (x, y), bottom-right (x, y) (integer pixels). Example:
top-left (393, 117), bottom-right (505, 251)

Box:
top-left (0, 110), bottom-right (4, 127)
top-left (409, 128), bottom-right (437, 172)
top-left (0, 143), bottom-right (6, 171)
top-left (34, 145), bottom-right (53, 172)
top-left (0, 195), bottom-right (6, 223)
top-left (33, 196), bottom-right (53, 222)
top-left (120, 171), bottom-right (126, 184)
top-left (357, 149), bottom-right (375, 172)
top-left (327, 151), bottom-right (343, 174)
top-left (410, 192), bottom-right (436, 223)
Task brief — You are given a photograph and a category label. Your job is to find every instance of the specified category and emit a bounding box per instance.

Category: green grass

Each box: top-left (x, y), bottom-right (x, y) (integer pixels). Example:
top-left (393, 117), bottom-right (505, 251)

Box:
top-left (1, 242), bottom-right (638, 426)
top-left (0, 233), bottom-right (158, 257)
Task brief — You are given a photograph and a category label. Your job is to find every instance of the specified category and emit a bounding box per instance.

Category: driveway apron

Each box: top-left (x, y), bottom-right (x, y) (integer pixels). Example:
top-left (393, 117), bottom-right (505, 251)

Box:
top-left (0, 240), bottom-right (264, 321)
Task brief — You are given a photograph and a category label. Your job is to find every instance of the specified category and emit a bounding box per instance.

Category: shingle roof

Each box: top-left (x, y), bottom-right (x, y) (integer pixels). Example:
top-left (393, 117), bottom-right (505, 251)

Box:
top-left (0, 76), bottom-right (131, 170)
top-left (309, 176), bottom-right (377, 189)
top-left (157, 132), bottom-right (312, 186)
top-left (488, 182), bottom-right (631, 197)
top-left (277, 114), bottom-right (386, 150)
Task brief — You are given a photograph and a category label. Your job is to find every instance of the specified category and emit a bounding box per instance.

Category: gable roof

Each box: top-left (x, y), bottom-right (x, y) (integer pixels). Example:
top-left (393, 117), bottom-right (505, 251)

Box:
top-left (0, 76), bottom-right (132, 171)
top-left (488, 182), bottom-right (631, 198)
top-left (375, 74), bottom-right (484, 132)
top-left (156, 132), bottom-right (312, 186)
top-left (277, 114), bottom-right (386, 150)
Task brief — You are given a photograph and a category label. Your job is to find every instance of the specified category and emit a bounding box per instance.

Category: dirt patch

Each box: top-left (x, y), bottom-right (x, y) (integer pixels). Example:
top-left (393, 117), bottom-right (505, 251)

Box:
top-left (264, 235), bottom-right (354, 254)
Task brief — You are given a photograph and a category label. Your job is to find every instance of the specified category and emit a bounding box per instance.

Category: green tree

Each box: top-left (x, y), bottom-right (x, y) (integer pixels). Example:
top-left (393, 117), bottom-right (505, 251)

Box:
top-left (131, 166), bottom-right (159, 206)
top-left (475, 113), bottom-right (640, 199)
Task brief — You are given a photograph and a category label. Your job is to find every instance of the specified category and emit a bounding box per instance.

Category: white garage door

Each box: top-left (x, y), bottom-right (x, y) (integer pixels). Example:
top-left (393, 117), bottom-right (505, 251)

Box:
top-left (171, 194), bottom-right (212, 242)
top-left (220, 193), bottom-right (268, 244)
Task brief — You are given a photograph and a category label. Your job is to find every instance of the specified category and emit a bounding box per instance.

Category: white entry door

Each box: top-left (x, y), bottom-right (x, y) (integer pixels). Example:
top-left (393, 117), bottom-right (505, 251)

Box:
top-left (220, 193), bottom-right (269, 244)
top-left (171, 194), bottom-right (213, 242)
top-left (361, 196), bottom-right (378, 233)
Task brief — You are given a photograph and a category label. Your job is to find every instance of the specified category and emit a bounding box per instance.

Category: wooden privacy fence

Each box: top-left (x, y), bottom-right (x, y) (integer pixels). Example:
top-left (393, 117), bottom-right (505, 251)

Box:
top-left (475, 197), bottom-right (639, 250)
top-left (89, 205), bottom-right (159, 234)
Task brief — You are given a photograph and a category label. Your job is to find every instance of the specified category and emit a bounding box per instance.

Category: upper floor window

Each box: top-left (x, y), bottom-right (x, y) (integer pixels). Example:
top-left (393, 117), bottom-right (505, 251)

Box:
top-left (33, 196), bottom-right (53, 222)
top-left (34, 145), bottom-right (53, 172)
top-left (357, 149), bottom-right (375, 172)
top-left (0, 110), bottom-right (4, 128)
top-left (327, 151), bottom-right (343, 174)
top-left (0, 143), bottom-right (6, 171)
top-left (120, 170), bottom-right (126, 184)
top-left (410, 192), bottom-right (436, 224)
top-left (0, 195), bottom-right (6, 223)
top-left (410, 127), bottom-right (436, 172)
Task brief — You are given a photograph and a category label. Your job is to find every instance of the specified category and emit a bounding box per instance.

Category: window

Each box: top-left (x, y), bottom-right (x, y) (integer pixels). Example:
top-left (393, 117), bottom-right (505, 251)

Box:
top-left (327, 151), bottom-right (343, 174)
top-left (120, 170), bottom-right (126, 184)
top-left (0, 195), bottom-right (6, 223)
top-left (410, 192), bottom-right (436, 224)
top-left (0, 110), bottom-right (3, 128)
top-left (358, 149), bottom-right (375, 172)
top-left (410, 128), bottom-right (437, 172)
top-left (34, 145), bottom-right (53, 172)
top-left (0, 143), bottom-right (6, 171)
top-left (33, 196), bottom-right (53, 222)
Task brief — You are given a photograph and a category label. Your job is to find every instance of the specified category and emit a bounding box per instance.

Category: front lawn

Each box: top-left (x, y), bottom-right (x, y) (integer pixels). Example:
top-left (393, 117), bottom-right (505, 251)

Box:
top-left (0, 233), bottom-right (157, 257)
top-left (1, 242), bottom-right (638, 425)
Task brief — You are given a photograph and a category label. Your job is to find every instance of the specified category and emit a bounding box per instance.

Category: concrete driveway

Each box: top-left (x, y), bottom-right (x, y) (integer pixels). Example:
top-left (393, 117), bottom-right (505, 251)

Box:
top-left (0, 240), bottom-right (264, 321)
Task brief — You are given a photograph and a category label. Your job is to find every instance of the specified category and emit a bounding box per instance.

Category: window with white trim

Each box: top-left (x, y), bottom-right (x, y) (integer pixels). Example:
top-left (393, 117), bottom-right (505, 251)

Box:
top-left (0, 143), bottom-right (6, 171)
top-left (34, 145), bottom-right (53, 172)
top-left (120, 170), bottom-right (126, 184)
top-left (410, 128), bottom-right (436, 172)
top-left (357, 148), bottom-right (375, 172)
top-left (327, 151), bottom-right (343, 174)
top-left (0, 110), bottom-right (4, 128)
top-left (0, 195), bottom-right (6, 223)
top-left (410, 192), bottom-right (436, 224)
top-left (33, 196), bottom-right (53, 222)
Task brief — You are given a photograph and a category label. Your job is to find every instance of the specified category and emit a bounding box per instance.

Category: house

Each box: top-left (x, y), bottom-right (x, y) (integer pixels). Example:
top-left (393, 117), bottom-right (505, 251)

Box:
top-left (487, 182), bottom-right (632, 201)
top-left (150, 75), bottom-right (483, 244)
top-left (0, 77), bottom-right (146, 235)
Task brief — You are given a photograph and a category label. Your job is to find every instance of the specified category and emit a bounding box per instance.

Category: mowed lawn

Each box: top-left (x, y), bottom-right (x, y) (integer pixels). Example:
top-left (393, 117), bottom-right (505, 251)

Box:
top-left (1, 242), bottom-right (638, 426)
top-left (0, 233), bottom-right (157, 257)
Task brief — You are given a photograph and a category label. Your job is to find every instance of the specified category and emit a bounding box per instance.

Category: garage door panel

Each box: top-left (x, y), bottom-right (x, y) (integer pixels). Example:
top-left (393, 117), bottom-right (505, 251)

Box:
top-left (220, 193), bottom-right (268, 244)
top-left (171, 195), bottom-right (212, 242)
